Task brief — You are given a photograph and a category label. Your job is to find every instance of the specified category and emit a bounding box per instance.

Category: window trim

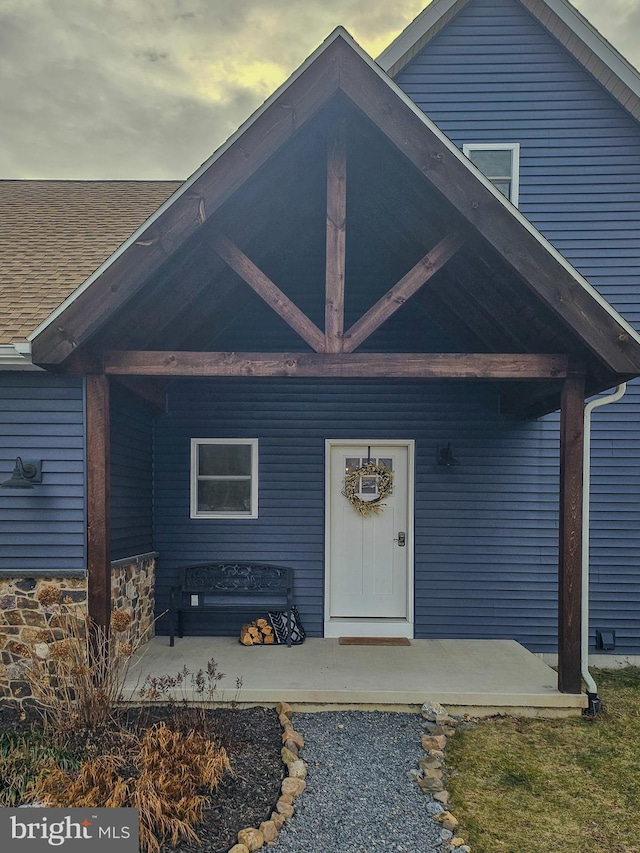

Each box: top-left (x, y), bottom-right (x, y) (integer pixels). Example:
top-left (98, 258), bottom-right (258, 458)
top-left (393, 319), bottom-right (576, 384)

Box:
top-left (462, 142), bottom-right (520, 207)
top-left (190, 438), bottom-right (259, 519)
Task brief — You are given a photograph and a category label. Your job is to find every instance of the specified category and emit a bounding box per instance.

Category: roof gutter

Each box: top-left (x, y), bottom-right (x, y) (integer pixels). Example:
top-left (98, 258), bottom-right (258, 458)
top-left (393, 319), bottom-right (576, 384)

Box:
top-left (581, 382), bottom-right (627, 715)
top-left (0, 342), bottom-right (40, 371)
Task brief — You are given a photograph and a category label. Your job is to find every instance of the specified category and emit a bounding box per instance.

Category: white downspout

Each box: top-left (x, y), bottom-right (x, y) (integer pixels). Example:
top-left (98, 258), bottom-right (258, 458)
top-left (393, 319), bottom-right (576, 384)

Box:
top-left (582, 382), bottom-right (626, 711)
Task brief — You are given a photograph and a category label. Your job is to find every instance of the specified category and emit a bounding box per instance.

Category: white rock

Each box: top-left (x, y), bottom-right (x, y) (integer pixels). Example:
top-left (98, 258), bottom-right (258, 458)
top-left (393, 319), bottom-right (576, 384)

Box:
top-left (421, 700), bottom-right (448, 721)
top-left (34, 643), bottom-right (50, 660)
top-left (288, 759), bottom-right (307, 779)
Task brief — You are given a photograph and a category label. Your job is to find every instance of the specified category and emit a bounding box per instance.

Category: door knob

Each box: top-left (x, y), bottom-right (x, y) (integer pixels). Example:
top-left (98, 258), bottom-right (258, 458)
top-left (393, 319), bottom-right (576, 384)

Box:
top-left (394, 531), bottom-right (406, 547)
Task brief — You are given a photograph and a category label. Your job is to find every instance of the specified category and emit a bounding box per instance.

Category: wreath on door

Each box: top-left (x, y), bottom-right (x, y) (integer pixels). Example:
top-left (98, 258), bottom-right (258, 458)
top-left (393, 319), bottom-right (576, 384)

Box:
top-left (342, 460), bottom-right (394, 518)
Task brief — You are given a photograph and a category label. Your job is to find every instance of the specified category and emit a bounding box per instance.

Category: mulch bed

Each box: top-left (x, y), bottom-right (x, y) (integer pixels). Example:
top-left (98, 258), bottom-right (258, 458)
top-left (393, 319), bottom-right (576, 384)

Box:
top-left (159, 706), bottom-right (285, 853)
top-left (0, 703), bottom-right (285, 853)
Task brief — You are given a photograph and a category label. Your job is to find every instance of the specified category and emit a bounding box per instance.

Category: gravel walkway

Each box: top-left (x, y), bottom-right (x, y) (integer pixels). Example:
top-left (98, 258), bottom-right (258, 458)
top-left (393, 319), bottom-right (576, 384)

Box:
top-left (272, 711), bottom-right (444, 853)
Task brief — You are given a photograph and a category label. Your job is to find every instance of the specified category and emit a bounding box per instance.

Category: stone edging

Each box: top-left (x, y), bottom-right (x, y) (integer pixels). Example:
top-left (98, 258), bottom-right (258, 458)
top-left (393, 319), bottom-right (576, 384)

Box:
top-left (228, 701), bottom-right (306, 852)
top-left (410, 700), bottom-right (475, 853)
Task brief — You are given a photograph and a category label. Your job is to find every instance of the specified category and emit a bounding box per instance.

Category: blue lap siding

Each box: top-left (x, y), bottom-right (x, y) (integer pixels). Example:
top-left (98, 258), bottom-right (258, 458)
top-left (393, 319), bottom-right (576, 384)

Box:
top-left (150, 0), bottom-right (640, 652)
top-left (153, 378), bottom-right (562, 651)
top-left (0, 374), bottom-right (155, 575)
top-left (394, 0), bottom-right (640, 654)
top-left (110, 385), bottom-right (154, 561)
top-left (6, 0), bottom-right (640, 658)
top-left (0, 372), bottom-right (85, 574)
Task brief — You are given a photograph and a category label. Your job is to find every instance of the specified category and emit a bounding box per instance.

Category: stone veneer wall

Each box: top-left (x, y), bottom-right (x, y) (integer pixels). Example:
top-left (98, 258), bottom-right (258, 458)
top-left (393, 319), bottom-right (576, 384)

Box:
top-left (111, 553), bottom-right (157, 648)
top-left (0, 554), bottom-right (156, 703)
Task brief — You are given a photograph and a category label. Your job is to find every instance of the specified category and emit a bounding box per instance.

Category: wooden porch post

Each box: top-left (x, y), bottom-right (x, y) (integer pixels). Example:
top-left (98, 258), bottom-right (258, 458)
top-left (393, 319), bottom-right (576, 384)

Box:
top-left (86, 373), bottom-right (111, 629)
top-left (558, 369), bottom-right (585, 694)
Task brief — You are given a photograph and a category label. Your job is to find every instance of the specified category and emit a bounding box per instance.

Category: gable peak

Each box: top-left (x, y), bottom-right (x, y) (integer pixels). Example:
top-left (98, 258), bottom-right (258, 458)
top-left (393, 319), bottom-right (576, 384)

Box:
top-left (377, 0), bottom-right (640, 124)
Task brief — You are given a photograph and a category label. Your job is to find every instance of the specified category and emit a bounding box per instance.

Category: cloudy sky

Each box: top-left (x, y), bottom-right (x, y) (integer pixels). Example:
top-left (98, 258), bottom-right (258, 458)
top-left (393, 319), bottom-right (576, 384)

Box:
top-left (1, 0), bottom-right (638, 180)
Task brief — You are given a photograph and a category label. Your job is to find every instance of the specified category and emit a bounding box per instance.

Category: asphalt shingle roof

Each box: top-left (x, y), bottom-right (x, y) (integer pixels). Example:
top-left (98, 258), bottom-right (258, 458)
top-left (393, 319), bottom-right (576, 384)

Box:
top-left (0, 180), bottom-right (181, 344)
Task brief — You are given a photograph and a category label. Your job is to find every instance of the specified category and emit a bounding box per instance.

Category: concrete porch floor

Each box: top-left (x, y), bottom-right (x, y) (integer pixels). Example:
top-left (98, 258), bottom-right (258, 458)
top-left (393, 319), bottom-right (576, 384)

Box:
top-left (124, 637), bottom-right (587, 717)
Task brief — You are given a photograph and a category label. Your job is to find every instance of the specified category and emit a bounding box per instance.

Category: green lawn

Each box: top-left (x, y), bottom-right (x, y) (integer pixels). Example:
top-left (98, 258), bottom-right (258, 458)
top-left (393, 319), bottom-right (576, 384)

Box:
top-left (445, 668), bottom-right (640, 853)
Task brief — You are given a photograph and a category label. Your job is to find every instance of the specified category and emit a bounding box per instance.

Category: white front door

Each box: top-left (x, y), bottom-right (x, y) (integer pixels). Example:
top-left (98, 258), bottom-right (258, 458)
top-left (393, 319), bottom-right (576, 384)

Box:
top-left (325, 441), bottom-right (413, 638)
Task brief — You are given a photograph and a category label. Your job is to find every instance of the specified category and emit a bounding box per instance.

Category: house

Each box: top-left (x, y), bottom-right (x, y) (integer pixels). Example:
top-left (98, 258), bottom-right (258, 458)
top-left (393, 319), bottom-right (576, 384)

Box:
top-left (2, 0), bottom-right (640, 702)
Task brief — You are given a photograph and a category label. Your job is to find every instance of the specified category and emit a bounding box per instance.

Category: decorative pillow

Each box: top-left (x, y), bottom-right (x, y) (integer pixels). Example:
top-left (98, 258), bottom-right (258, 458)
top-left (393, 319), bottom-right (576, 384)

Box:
top-left (268, 606), bottom-right (306, 645)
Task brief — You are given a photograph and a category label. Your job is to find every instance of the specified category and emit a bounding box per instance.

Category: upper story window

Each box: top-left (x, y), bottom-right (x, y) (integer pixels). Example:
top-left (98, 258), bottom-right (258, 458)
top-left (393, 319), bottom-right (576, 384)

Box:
top-left (191, 439), bottom-right (258, 519)
top-left (463, 143), bottom-right (520, 206)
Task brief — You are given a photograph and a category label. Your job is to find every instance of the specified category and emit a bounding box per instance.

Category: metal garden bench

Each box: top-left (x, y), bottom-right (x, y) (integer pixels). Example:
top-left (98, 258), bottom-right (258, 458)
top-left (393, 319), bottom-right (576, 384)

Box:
top-left (168, 561), bottom-right (294, 647)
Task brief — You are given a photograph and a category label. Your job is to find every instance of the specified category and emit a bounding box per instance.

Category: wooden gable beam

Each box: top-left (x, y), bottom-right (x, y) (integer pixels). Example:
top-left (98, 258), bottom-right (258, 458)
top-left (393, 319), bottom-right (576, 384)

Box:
top-left (102, 242), bottom-right (227, 351)
top-left (335, 40), bottom-right (640, 375)
top-left (130, 144), bottom-right (322, 351)
top-left (32, 191), bottom-right (207, 366)
top-left (342, 232), bottom-right (465, 352)
top-left (464, 249), bottom-right (580, 353)
top-left (501, 360), bottom-right (621, 419)
top-left (212, 233), bottom-right (326, 353)
top-left (325, 121), bottom-right (347, 352)
top-left (31, 42), bottom-right (343, 366)
top-left (104, 350), bottom-right (568, 379)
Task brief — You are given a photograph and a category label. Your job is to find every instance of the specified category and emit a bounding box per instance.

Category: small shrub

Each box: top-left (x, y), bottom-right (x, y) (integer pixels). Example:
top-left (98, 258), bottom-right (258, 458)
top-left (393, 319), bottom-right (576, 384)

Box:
top-left (138, 658), bottom-right (242, 736)
top-left (138, 658), bottom-right (225, 705)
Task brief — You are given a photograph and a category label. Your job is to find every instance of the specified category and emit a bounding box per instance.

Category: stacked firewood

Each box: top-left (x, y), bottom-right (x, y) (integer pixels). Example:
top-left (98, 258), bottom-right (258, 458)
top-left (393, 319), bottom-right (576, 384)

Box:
top-left (240, 617), bottom-right (275, 645)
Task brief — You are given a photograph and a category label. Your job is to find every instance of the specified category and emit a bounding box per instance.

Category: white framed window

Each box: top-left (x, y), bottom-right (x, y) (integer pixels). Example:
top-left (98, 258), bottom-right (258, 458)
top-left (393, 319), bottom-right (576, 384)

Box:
top-left (463, 143), bottom-right (520, 206)
top-left (190, 439), bottom-right (258, 519)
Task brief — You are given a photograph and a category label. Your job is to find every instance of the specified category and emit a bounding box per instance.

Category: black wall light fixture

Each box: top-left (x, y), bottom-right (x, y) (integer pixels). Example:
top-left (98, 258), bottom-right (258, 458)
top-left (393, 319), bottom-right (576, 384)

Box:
top-left (437, 443), bottom-right (459, 467)
top-left (1, 458), bottom-right (42, 489)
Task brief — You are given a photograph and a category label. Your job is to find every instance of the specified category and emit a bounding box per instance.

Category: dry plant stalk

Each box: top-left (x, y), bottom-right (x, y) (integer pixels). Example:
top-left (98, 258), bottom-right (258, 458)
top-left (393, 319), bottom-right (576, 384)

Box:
top-left (20, 595), bottom-right (139, 736)
top-left (32, 723), bottom-right (231, 853)
top-left (138, 658), bottom-right (242, 738)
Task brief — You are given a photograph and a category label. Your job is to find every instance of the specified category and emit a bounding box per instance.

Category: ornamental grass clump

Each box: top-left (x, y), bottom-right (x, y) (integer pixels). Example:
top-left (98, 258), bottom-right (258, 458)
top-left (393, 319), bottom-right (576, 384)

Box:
top-left (0, 730), bottom-right (81, 807)
top-left (31, 722), bottom-right (231, 853)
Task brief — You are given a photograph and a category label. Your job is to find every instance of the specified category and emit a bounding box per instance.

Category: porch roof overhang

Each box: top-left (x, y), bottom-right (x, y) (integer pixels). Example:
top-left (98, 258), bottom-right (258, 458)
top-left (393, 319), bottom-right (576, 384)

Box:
top-left (29, 28), bottom-right (640, 417)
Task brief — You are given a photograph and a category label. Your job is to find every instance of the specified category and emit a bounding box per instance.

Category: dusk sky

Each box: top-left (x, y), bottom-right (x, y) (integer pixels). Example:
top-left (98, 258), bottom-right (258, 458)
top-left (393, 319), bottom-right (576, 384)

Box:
top-left (1, 0), bottom-right (639, 180)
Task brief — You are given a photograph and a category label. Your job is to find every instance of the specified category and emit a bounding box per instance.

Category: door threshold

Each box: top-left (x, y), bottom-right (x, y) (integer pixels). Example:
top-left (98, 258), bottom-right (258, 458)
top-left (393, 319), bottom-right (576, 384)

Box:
top-left (324, 620), bottom-right (413, 639)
